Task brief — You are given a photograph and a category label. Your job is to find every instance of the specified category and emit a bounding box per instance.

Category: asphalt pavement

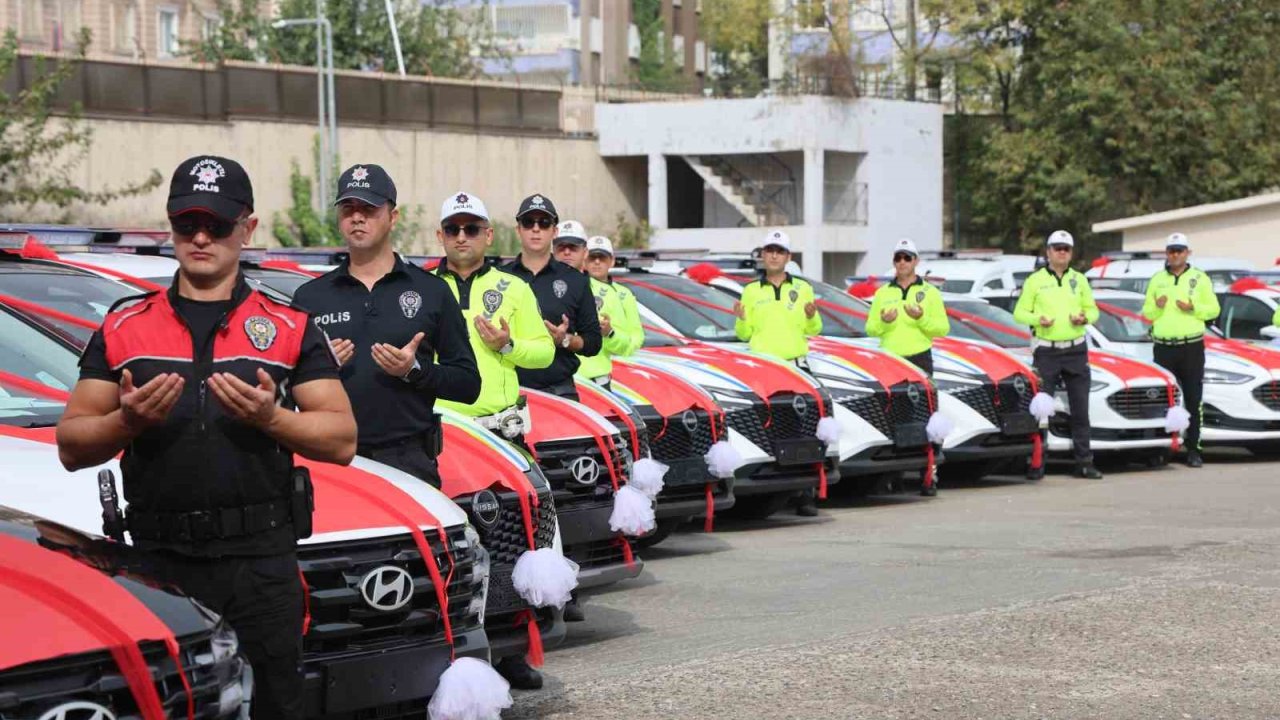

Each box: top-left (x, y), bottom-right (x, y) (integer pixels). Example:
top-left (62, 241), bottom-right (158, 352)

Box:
top-left (510, 449), bottom-right (1280, 719)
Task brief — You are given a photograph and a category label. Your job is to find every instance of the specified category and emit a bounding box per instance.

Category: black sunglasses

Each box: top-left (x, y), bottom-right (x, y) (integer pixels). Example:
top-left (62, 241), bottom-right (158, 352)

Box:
top-left (170, 215), bottom-right (242, 239)
top-left (519, 217), bottom-right (554, 230)
top-left (1049, 244), bottom-right (1073, 252)
top-left (442, 223), bottom-right (487, 238)
top-left (893, 253), bottom-right (915, 263)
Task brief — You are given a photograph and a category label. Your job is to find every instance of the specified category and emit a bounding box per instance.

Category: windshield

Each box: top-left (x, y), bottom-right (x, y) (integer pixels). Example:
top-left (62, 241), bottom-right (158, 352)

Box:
top-left (808, 280), bottom-right (868, 338)
top-left (0, 307), bottom-right (78, 426)
top-left (243, 268), bottom-right (314, 297)
top-left (618, 274), bottom-right (739, 342)
top-left (1095, 297), bottom-right (1152, 343)
top-left (945, 300), bottom-right (1030, 348)
top-left (0, 270), bottom-right (135, 344)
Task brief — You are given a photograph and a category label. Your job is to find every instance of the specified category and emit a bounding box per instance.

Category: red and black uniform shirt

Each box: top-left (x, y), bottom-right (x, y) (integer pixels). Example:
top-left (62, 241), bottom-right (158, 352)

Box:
top-left (79, 276), bottom-right (339, 557)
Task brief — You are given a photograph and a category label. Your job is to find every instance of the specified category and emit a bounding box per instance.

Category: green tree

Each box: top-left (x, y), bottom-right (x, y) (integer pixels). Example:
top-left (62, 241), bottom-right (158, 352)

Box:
top-left (702, 0), bottom-right (770, 97)
top-left (632, 0), bottom-right (687, 92)
top-left (0, 30), bottom-right (161, 214)
top-left (954, 0), bottom-right (1280, 251)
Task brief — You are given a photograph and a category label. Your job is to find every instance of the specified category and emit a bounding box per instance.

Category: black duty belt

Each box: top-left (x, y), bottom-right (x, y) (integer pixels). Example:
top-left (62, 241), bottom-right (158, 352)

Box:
top-left (127, 500), bottom-right (291, 542)
top-left (358, 423), bottom-right (442, 458)
top-left (1153, 335), bottom-right (1204, 346)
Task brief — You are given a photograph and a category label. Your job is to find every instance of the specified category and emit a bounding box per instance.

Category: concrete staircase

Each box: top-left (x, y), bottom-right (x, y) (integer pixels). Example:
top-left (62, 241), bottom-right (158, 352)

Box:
top-left (682, 155), bottom-right (793, 226)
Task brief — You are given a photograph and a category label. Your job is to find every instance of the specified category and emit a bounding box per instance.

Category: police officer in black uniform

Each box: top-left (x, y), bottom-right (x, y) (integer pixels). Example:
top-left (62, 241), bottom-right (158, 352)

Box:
top-left (57, 155), bottom-right (357, 719)
top-left (501, 194), bottom-right (602, 402)
top-left (294, 164), bottom-right (480, 486)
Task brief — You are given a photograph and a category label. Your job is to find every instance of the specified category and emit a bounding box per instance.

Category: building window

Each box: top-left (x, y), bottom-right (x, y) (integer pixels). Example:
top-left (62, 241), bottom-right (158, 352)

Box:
top-left (58, 0), bottom-right (83, 47)
top-left (202, 14), bottom-right (220, 41)
top-left (20, 0), bottom-right (44, 39)
top-left (157, 7), bottom-right (180, 57)
top-left (112, 1), bottom-right (138, 52)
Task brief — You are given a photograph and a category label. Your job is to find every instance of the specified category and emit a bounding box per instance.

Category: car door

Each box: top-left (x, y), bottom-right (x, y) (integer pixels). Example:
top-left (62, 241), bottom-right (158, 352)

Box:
top-left (1218, 294), bottom-right (1274, 340)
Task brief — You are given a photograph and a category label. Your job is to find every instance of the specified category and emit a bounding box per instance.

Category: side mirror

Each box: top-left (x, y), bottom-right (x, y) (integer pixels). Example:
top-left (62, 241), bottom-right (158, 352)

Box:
top-left (1261, 326), bottom-right (1280, 339)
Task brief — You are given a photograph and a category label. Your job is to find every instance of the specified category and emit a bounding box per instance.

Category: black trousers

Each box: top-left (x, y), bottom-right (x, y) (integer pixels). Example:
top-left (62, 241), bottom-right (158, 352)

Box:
top-left (903, 349), bottom-right (934, 376)
top-left (1034, 343), bottom-right (1093, 464)
top-left (150, 551), bottom-right (303, 720)
top-left (531, 378), bottom-right (580, 403)
top-left (360, 441), bottom-right (441, 488)
top-left (1153, 340), bottom-right (1206, 451)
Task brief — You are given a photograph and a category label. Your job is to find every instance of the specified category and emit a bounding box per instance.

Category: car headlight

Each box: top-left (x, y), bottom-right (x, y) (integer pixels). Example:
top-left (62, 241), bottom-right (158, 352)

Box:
top-left (464, 524), bottom-right (490, 624)
top-left (1090, 380), bottom-right (1109, 392)
top-left (1204, 368), bottom-right (1252, 384)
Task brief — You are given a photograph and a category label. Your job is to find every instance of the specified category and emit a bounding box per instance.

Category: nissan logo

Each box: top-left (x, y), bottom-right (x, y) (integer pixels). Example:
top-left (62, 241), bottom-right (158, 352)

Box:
top-left (792, 394), bottom-right (809, 416)
top-left (359, 566), bottom-right (414, 612)
top-left (906, 384), bottom-right (922, 404)
top-left (471, 489), bottom-right (501, 529)
top-left (681, 409), bottom-right (699, 432)
top-left (569, 456), bottom-right (601, 486)
top-left (1013, 375), bottom-right (1028, 395)
top-left (1145, 387), bottom-right (1161, 400)
top-left (38, 702), bottom-right (116, 720)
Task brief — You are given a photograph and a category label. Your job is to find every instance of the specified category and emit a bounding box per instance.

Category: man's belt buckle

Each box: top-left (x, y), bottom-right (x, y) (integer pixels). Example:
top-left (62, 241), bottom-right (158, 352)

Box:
top-left (186, 510), bottom-right (217, 541)
top-left (494, 404), bottom-right (530, 440)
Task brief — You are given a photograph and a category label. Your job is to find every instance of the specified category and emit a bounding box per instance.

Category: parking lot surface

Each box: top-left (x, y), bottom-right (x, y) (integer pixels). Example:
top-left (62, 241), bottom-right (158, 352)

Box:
top-left (512, 450), bottom-right (1280, 719)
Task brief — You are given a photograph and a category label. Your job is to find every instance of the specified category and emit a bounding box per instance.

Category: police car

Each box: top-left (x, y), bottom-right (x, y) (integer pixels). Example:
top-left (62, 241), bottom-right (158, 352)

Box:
top-left (1085, 252), bottom-right (1257, 294)
top-left (1214, 279), bottom-right (1280, 344)
top-left (0, 506), bottom-right (251, 720)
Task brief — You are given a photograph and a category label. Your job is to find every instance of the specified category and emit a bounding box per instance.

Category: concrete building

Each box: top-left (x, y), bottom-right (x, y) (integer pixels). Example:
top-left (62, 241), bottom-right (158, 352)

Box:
top-left (596, 94), bottom-right (943, 282)
top-left (3, 0), bottom-right (224, 60)
top-left (461, 0), bottom-right (708, 88)
top-left (1092, 193), bottom-right (1280, 269)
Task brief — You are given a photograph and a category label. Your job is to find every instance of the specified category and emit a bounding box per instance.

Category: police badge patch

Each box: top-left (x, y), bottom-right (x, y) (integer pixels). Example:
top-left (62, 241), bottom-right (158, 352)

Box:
top-left (553, 279), bottom-right (568, 298)
top-left (482, 289), bottom-right (503, 315)
top-left (1189, 277), bottom-right (1198, 290)
top-left (789, 289), bottom-right (799, 303)
top-left (594, 294), bottom-right (605, 311)
top-left (916, 290), bottom-right (926, 303)
top-left (399, 291), bottom-right (422, 319)
top-left (1069, 277), bottom-right (1078, 292)
top-left (244, 316), bottom-right (277, 351)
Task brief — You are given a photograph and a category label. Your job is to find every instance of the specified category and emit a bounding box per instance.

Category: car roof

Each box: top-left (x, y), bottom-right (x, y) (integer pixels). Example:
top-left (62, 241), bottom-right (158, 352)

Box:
top-left (918, 260), bottom-right (1011, 280)
top-left (56, 252), bottom-right (179, 279)
top-left (0, 255), bottom-right (99, 277)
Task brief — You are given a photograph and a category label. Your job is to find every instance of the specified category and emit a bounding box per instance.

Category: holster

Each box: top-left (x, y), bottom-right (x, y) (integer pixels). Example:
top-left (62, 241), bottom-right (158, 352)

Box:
top-left (290, 466), bottom-right (314, 540)
top-left (423, 414), bottom-right (444, 458)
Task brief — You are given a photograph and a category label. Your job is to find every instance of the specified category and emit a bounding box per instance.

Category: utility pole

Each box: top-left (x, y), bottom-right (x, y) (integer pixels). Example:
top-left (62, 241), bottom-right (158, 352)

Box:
top-left (905, 0), bottom-right (917, 100)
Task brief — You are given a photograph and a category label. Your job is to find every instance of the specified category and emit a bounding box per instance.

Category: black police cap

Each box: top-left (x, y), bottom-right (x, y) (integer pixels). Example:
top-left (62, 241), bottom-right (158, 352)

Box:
top-left (166, 155), bottom-right (254, 221)
top-left (516, 193), bottom-right (558, 222)
top-left (334, 164), bottom-right (397, 207)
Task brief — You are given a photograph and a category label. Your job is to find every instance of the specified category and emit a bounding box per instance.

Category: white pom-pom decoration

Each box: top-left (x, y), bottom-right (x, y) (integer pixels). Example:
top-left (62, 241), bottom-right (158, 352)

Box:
top-left (815, 416), bottom-right (841, 445)
top-left (925, 412), bottom-right (953, 444)
top-left (609, 485), bottom-right (656, 536)
top-left (427, 658), bottom-right (512, 720)
top-left (1029, 392), bottom-right (1056, 422)
top-left (628, 458), bottom-right (668, 500)
top-left (1165, 405), bottom-right (1191, 433)
top-left (511, 548), bottom-right (579, 609)
top-left (704, 441), bottom-right (743, 479)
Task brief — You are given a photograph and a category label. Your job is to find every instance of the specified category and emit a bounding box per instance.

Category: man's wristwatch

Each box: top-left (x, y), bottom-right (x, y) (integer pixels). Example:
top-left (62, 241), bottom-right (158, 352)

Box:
top-left (499, 340), bottom-right (515, 355)
top-left (401, 358), bottom-right (424, 384)
top-left (560, 333), bottom-right (573, 349)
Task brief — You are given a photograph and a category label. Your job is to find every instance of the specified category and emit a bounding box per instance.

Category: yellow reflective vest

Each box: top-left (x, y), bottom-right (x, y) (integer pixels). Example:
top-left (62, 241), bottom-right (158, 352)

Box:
top-left (865, 278), bottom-right (950, 357)
top-left (733, 274), bottom-right (821, 361)
top-left (1141, 266), bottom-right (1220, 340)
top-left (577, 277), bottom-right (644, 381)
top-left (1013, 266), bottom-right (1099, 342)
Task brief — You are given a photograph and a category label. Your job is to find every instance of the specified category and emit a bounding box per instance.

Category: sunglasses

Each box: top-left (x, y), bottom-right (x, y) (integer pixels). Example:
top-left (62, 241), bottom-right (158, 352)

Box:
top-left (893, 253), bottom-right (915, 263)
top-left (520, 217), bottom-right (554, 230)
top-left (442, 223), bottom-right (487, 238)
top-left (1049, 244), bottom-right (1073, 252)
top-left (170, 215), bottom-right (243, 239)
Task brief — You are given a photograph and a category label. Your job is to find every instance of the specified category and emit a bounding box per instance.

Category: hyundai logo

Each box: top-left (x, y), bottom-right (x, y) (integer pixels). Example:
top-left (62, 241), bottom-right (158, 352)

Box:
top-left (792, 394), bottom-right (809, 416)
top-left (1145, 387), bottom-right (1161, 401)
top-left (38, 702), bottom-right (116, 720)
top-left (359, 566), bottom-right (414, 612)
top-left (471, 489), bottom-right (501, 529)
top-left (1013, 375), bottom-right (1028, 395)
top-left (906, 384), bottom-right (922, 404)
top-left (569, 456), bottom-right (601, 486)
top-left (681, 409), bottom-right (699, 432)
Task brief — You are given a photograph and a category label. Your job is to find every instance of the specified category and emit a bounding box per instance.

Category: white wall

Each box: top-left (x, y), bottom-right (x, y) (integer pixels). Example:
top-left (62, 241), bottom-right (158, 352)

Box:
top-left (1119, 204), bottom-right (1280, 270)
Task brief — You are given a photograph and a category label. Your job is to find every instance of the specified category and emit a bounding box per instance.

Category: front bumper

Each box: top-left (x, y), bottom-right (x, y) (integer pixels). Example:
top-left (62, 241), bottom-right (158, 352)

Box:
top-left (838, 443), bottom-right (928, 476)
top-left (654, 457), bottom-right (735, 519)
top-left (303, 626), bottom-right (489, 718)
top-left (732, 456), bottom-right (840, 497)
top-left (557, 500), bottom-right (644, 590)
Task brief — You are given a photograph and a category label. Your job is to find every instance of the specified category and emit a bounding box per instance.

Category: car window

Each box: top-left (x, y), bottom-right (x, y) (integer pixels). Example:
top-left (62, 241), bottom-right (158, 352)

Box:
top-left (1220, 295), bottom-right (1273, 340)
top-left (983, 278), bottom-right (1005, 290)
top-left (944, 300), bottom-right (1029, 348)
top-left (243, 268), bottom-right (313, 298)
top-left (619, 276), bottom-right (739, 342)
top-left (0, 271), bottom-right (136, 344)
top-left (807, 280), bottom-right (868, 337)
top-left (0, 307), bottom-right (78, 426)
top-left (938, 279), bottom-right (974, 293)
top-left (1094, 298), bottom-right (1151, 343)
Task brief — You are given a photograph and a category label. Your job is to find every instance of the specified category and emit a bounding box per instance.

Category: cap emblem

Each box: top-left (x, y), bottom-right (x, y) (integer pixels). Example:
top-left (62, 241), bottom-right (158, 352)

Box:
top-left (190, 158), bottom-right (225, 193)
top-left (352, 166), bottom-right (369, 182)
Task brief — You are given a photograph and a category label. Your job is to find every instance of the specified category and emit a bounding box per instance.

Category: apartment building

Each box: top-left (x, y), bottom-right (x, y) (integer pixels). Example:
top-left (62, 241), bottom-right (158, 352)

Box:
top-left (464, 0), bottom-right (708, 88)
top-left (2, 0), bottom-right (227, 60)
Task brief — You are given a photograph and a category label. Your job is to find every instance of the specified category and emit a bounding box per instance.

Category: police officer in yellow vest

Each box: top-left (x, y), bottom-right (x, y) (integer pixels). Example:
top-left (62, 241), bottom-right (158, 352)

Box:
top-left (430, 191), bottom-right (555, 689)
top-left (576, 235), bottom-right (644, 389)
top-left (734, 230), bottom-right (823, 516)
top-left (733, 230), bottom-right (822, 366)
top-left (1141, 232), bottom-right (1220, 468)
top-left (1013, 230), bottom-right (1102, 480)
top-left (866, 238), bottom-right (950, 374)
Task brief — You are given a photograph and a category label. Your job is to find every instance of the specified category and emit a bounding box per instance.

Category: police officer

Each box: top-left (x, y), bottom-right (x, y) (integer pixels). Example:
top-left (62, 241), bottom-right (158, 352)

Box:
top-left (57, 155), bottom-right (357, 719)
top-left (1141, 232), bottom-right (1220, 468)
top-left (733, 230), bottom-right (823, 515)
top-left (501, 195), bottom-right (602, 402)
top-left (431, 190), bottom-right (554, 689)
top-left (865, 238), bottom-right (950, 374)
top-left (1014, 230), bottom-right (1102, 480)
top-left (576, 235), bottom-right (645, 390)
top-left (293, 164), bottom-right (480, 486)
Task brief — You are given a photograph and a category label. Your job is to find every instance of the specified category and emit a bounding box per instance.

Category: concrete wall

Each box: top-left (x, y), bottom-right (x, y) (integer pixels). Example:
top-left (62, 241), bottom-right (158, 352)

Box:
top-left (38, 116), bottom-right (647, 247)
top-left (1119, 204), bottom-right (1280, 269)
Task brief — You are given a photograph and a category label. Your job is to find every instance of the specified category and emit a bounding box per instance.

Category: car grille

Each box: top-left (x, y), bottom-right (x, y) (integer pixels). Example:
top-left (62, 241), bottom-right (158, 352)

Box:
top-left (0, 632), bottom-right (229, 720)
top-left (1107, 386), bottom-right (1181, 420)
top-left (531, 436), bottom-right (630, 507)
top-left (562, 537), bottom-right (631, 571)
top-left (837, 382), bottom-right (933, 437)
top-left (950, 374), bottom-right (1035, 426)
top-left (296, 527), bottom-right (481, 657)
top-left (1252, 381), bottom-right (1280, 411)
top-left (648, 408), bottom-right (717, 462)
top-left (607, 416), bottom-right (652, 458)
top-left (724, 405), bottom-right (771, 452)
top-left (458, 488), bottom-right (558, 617)
top-left (762, 392), bottom-right (821, 441)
